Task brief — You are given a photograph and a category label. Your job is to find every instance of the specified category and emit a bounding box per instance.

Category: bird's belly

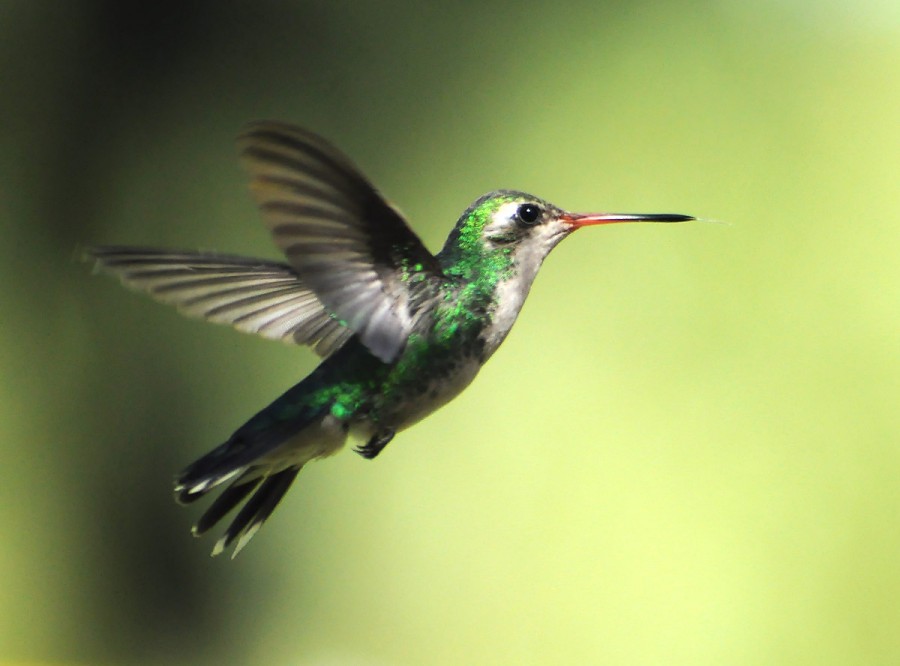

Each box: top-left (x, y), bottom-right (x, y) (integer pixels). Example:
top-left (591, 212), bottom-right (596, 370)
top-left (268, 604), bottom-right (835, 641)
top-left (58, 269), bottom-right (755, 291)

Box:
top-left (352, 356), bottom-right (483, 441)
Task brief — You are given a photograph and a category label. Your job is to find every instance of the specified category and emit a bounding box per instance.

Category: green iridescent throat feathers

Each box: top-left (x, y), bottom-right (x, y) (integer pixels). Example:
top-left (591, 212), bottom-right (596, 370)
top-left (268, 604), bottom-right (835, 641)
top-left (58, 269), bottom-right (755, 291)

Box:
top-left (86, 121), bottom-right (692, 556)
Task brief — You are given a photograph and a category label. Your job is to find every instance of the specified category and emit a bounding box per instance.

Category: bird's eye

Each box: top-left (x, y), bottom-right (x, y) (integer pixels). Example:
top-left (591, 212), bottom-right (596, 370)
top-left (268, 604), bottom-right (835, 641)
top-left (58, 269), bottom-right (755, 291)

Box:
top-left (516, 203), bottom-right (541, 226)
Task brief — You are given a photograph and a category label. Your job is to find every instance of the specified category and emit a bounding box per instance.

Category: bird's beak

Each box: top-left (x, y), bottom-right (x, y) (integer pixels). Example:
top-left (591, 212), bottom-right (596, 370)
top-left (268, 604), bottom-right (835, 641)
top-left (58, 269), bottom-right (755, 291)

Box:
top-left (564, 212), bottom-right (694, 229)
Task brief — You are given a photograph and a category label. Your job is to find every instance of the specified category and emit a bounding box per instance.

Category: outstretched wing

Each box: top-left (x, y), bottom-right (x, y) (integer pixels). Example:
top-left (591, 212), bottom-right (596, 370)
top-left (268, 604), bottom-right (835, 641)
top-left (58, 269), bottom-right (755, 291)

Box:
top-left (239, 121), bottom-right (443, 363)
top-left (86, 247), bottom-right (353, 357)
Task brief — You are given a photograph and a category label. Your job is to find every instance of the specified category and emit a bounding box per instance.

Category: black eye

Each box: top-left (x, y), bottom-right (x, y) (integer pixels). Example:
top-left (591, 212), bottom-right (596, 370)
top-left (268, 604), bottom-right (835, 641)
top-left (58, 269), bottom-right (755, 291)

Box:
top-left (516, 203), bottom-right (541, 225)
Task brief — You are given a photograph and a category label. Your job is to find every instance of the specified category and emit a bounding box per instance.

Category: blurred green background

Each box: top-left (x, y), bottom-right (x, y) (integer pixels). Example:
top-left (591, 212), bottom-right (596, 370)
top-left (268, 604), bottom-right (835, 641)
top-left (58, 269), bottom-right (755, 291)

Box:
top-left (2, 1), bottom-right (898, 664)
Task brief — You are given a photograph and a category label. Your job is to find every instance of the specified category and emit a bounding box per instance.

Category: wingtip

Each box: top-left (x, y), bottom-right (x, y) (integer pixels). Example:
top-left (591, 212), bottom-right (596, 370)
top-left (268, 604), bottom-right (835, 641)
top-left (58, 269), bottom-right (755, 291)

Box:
top-left (74, 243), bottom-right (94, 264)
top-left (77, 244), bottom-right (108, 273)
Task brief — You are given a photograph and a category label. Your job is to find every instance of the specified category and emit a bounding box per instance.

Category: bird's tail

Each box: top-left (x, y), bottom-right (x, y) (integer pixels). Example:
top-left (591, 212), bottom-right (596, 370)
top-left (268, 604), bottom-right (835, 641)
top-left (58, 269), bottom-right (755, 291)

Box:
top-left (174, 395), bottom-right (334, 557)
top-left (173, 435), bottom-right (304, 558)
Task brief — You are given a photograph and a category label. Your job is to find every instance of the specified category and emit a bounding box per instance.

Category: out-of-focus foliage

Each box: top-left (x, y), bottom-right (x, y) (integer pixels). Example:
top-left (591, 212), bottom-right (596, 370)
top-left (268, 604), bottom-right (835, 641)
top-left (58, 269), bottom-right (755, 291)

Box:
top-left (1, 1), bottom-right (898, 664)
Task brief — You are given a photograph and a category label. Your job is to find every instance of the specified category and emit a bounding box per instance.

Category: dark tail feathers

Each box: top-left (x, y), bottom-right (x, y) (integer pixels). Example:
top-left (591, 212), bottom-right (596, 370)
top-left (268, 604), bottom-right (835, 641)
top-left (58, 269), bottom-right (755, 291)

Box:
top-left (173, 438), bottom-right (303, 558)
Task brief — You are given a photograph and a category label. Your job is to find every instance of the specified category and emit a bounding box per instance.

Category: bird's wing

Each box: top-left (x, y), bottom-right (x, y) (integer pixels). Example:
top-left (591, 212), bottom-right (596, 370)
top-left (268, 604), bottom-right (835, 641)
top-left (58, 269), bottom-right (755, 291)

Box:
top-left (238, 121), bottom-right (444, 363)
top-left (86, 247), bottom-right (352, 357)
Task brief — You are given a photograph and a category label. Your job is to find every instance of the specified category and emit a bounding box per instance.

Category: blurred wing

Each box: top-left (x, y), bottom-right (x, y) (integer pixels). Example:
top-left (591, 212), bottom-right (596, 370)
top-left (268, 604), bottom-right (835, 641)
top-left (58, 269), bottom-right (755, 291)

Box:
top-left (86, 247), bottom-right (353, 357)
top-left (238, 121), bottom-right (443, 363)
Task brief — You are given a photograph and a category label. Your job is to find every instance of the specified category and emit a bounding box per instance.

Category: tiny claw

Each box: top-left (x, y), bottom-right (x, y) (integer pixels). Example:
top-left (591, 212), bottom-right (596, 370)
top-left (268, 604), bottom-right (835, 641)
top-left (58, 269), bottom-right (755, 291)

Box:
top-left (355, 429), bottom-right (395, 459)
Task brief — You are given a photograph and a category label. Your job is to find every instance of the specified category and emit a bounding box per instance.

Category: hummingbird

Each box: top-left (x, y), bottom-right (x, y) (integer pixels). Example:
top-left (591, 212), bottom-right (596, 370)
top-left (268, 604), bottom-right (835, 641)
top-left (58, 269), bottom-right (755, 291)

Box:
top-left (87, 121), bottom-right (693, 557)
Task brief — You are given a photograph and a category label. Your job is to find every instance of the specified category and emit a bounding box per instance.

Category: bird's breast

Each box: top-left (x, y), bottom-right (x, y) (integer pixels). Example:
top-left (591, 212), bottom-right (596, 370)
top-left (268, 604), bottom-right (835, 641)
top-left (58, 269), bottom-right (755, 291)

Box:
top-left (479, 276), bottom-right (533, 359)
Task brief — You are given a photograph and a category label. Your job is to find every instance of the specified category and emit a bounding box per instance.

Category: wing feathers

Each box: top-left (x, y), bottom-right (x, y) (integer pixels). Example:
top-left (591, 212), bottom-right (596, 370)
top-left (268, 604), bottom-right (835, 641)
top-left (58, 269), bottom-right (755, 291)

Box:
top-left (239, 121), bottom-right (443, 362)
top-left (89, 121), bottom-right (446, 366)
top-left (86, 247), bottom-right (352, 356)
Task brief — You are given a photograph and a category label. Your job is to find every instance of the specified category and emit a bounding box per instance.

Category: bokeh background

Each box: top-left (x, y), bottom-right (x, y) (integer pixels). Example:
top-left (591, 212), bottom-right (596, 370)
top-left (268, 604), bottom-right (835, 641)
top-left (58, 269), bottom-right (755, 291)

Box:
top-left (2, 1), bottom-right (898, 664)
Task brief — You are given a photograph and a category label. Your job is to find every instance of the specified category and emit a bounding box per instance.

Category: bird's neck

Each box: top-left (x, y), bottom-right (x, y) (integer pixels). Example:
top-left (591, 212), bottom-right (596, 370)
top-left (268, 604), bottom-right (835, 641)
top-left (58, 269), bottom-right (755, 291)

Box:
top-left (437, 244), bottom-right (545, 360)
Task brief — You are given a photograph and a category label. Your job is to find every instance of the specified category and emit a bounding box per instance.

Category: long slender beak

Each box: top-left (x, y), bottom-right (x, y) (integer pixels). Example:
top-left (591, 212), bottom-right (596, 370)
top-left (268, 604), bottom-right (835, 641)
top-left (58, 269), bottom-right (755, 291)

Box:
top-left (564, 212), bottom-right (694, 229)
